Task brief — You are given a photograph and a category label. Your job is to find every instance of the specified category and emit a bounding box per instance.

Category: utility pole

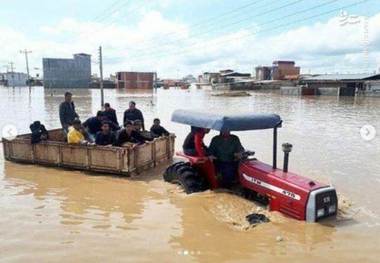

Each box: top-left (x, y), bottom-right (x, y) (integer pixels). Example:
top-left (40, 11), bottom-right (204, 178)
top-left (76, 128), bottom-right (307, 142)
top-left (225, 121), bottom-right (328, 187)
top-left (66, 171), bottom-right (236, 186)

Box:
top-left (9, 62), bottom-right (15, 88)
top-left (20, 49), bottom-right (32, 87)
top-left (99, 46), bottom-right (104, 107)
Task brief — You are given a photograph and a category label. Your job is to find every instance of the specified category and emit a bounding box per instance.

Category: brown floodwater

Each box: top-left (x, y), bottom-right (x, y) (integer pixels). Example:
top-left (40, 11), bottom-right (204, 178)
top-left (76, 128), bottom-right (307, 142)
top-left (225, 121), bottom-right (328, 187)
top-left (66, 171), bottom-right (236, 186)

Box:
top-left (0, 86), bottom-right (379, 262)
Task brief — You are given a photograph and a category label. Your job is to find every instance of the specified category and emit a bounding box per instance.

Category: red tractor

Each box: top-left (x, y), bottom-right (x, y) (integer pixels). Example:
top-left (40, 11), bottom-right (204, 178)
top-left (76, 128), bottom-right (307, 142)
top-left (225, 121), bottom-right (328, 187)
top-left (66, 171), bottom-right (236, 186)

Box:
top-left (164, 110), bottom-right (337, 222)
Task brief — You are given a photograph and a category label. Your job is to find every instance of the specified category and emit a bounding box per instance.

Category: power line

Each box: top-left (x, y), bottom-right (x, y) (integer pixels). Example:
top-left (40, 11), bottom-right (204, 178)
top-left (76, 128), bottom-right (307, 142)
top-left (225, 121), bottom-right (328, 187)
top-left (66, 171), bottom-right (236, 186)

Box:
top-left (61, 0), bottom-right (132, 43)
top-left (129, 0), bottom-right (343, 61)
top-left (131, 0), bottom-right (269, 50)
top-left (131, 0), bottom-right (305, 56)
top-left (69, 0), bottom-right (148, 44)
top-left (91, 0), bottom-right (127, 23)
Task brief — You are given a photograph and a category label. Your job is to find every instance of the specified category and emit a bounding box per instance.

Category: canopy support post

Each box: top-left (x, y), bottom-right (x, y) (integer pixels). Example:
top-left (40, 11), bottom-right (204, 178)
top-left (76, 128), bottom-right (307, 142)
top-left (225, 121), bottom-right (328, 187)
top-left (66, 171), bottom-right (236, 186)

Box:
top-left (273, 127), bottom-right (277, 169)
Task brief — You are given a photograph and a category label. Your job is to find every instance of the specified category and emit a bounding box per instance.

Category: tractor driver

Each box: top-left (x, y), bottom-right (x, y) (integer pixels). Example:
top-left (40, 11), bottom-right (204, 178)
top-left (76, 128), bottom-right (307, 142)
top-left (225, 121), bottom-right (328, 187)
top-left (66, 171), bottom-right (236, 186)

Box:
top-left (209, 130), bottom-right (245, 188)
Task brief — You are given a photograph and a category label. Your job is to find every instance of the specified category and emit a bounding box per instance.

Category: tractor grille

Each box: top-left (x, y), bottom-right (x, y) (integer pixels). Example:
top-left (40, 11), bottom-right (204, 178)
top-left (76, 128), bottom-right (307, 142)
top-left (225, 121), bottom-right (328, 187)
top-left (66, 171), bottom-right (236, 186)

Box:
top-left (315, 189), bottom-right (338, 221)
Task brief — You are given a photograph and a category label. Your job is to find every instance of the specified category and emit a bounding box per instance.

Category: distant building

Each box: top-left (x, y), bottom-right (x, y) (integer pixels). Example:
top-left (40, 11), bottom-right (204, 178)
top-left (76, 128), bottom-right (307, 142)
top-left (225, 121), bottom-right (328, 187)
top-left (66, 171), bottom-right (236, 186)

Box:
top-left (89, 79), bottom-right (116, 89)
top-left (272, 61), bottom-right (300, 80)
top-left (219, 69), bottom-right (234, 74)
top-left (199, 72), bottom-right (221, 84)
top-left (255, 66), bottom-right (272, 80)
top-left (116, 71), bottom-right (156, 89)
top-left (43, 53), bottom-right (91, 89)
top-left (220, 71), bottom-right (251, 80)
top-left (182, 74), bottom-right (197, 83)
top-left (200, 70), bottom-right (251, 85)
top-left (365, 80), bottom-right (380, 96)
top-left (0, 72), bottom-right (28, 87)
top-left (161, 79), bottom-right (190, 88)
top-left (300, 73), bottom-right (380, 96)
top-left (256, 61), bottom-right (300, 81)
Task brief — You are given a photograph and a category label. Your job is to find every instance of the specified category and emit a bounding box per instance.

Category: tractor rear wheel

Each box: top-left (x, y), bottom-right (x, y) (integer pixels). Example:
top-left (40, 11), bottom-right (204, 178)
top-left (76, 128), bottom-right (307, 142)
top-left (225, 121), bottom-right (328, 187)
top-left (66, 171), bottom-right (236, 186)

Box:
top-left (163, 162), bottom-right (208, 194)
top-left (163, 161), bottom-right (185, 182)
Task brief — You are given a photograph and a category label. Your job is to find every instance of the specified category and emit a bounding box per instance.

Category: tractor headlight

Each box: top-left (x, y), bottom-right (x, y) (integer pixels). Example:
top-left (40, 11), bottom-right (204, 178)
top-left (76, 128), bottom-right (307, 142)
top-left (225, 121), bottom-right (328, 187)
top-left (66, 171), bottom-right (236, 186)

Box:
top-left (328, 204), bottom-right (336, 214)
top-left (317, 208), bottom-right (325, 218)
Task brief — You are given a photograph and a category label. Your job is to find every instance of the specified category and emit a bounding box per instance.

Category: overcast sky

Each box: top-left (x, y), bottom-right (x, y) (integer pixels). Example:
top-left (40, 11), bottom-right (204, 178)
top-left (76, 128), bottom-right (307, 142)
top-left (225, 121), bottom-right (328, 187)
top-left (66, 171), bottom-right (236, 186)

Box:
top-left (0, 0), bottom-right (379, 78)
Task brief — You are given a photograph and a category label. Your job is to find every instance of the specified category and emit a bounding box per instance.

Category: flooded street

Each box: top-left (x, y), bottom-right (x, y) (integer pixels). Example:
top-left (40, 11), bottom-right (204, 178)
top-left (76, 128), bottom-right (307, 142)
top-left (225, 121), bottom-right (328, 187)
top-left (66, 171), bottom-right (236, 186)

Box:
top-left (1, 86), bottom-right (380, 262)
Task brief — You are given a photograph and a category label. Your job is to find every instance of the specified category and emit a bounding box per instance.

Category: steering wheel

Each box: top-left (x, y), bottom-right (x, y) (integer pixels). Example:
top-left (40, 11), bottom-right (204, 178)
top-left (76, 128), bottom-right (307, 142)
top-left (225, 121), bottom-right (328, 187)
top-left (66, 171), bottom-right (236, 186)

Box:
top-left (239, 151), bottom-right (255, 160)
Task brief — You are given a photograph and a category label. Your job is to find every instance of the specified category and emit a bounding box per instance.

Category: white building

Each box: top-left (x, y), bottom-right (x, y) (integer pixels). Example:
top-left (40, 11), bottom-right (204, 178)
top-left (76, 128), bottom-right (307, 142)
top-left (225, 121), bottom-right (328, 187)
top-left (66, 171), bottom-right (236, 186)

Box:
top-left (0, 72), bottom-right (28, 87)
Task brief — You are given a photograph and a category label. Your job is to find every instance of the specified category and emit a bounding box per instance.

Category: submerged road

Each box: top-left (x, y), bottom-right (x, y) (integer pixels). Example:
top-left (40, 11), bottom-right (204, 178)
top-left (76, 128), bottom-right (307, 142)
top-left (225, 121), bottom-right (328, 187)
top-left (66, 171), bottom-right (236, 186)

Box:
top-left (0, 86), bottom-right (379, 262)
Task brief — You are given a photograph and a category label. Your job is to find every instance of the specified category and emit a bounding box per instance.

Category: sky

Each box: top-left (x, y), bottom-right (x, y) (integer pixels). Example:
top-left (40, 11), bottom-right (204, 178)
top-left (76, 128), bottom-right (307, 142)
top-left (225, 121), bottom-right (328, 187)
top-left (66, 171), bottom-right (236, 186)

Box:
top-left (0, 0), bottom-right (380, 78)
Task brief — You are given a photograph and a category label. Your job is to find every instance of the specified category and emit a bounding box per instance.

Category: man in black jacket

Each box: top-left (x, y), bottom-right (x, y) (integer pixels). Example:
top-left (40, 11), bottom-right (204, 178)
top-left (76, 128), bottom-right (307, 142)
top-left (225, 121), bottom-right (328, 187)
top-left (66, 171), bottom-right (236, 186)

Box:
top-left (103, 102), bottom-right (119, 126)
top-left (150, 118), bottom-right (169, 137)
top-left (59, 92), bottom-right (79, 132)
top-left (123, 101), bottom-right (145, 130)
top-left (114, 121), bottom-right (146, 146)
top-left (95, 121), bottom-right (116, 146)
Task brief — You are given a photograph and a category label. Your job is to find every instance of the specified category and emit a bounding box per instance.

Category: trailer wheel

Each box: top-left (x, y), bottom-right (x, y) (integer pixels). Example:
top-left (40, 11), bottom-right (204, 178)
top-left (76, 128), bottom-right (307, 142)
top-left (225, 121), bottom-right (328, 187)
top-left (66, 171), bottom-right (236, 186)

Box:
top-left (163, 162), bottom-right (208, 194)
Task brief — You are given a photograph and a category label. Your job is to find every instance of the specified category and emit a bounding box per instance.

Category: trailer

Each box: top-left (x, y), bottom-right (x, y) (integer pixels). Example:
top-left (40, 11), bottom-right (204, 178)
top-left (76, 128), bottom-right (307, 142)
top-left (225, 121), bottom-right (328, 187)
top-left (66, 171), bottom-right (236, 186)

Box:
top-left (2, 129), bottom-right (175, 176)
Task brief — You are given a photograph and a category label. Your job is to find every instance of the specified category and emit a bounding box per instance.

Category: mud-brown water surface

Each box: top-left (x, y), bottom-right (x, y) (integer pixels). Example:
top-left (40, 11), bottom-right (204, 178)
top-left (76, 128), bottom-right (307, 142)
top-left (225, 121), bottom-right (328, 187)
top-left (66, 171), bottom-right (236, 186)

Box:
top-left (0, 87), bottom-right (379, 262)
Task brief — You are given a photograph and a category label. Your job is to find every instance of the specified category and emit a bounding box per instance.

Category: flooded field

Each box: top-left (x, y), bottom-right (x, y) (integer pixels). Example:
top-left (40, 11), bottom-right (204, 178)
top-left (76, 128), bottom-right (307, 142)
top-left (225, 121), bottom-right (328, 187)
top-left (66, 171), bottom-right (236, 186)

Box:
top-left (0, 86), bottom-right (379, 262)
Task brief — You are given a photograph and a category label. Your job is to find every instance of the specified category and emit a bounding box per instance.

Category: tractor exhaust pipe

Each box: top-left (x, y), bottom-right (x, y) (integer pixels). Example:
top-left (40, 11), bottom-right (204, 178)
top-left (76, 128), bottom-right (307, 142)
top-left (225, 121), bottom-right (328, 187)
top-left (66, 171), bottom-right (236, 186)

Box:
top-left (282, 143), bottom-right (293, 173)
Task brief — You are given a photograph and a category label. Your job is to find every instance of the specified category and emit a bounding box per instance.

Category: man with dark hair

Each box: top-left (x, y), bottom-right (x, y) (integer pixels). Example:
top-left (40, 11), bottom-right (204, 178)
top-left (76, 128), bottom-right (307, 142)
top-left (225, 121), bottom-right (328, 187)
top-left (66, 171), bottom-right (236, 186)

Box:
top-left (83, 111), bottom-right (105, 142)
top-left (103, 102), bottom-right (119, 126)
top-left (150, 118), bottom-right (170, 137)
top-left (59, 92), bottom-right (79, 132)
top-left (95, 121), bottom-right (116, 146)
top-left (209, 131), bottom-right (245, 188)
top-left (114, 121), bottom-right (146, 146)
top-left (123, 101), bottom-right (145, 130)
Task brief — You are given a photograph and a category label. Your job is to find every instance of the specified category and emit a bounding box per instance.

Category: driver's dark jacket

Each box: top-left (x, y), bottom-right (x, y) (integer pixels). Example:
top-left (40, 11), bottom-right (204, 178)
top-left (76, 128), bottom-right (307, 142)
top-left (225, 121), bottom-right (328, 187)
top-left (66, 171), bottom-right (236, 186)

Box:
top-left (209, 135), bottom-right (244, 162)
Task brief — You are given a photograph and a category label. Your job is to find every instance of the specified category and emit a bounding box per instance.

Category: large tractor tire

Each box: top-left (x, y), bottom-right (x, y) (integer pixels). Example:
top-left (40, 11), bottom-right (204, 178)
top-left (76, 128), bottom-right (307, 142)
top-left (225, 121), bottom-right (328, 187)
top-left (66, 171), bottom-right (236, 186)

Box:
top-left (163, 162), bottom-right (208, 194)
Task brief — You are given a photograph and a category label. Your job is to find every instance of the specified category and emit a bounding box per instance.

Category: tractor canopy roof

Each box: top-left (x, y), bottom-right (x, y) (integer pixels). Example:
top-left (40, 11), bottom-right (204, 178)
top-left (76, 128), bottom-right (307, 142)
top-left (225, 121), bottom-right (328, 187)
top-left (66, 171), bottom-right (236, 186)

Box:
top-left (171, 110), bottom-right (282, 131)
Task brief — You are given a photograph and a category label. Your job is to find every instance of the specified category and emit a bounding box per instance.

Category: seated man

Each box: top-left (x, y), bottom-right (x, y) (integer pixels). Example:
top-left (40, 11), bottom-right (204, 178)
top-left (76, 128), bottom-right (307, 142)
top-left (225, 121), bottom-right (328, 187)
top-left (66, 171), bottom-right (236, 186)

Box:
top-left (209, 131), bottom-right (245, 188)
top-left (150, 118), bottom-right (170, 137)
top-left (30, 121), bottom-right (49, 144)
top-left (67, 119), bottom-right (87, 145)
top-left (95, 121), bottom-right (116, 146)
top-left (114, 121), bottom-right (146, 147)
top-left (134, 119), bottom-right (154, 141)
top-left (182, 126), bottom-right (210, 157)
top-left (83, 111), bottom-right (105, 142)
